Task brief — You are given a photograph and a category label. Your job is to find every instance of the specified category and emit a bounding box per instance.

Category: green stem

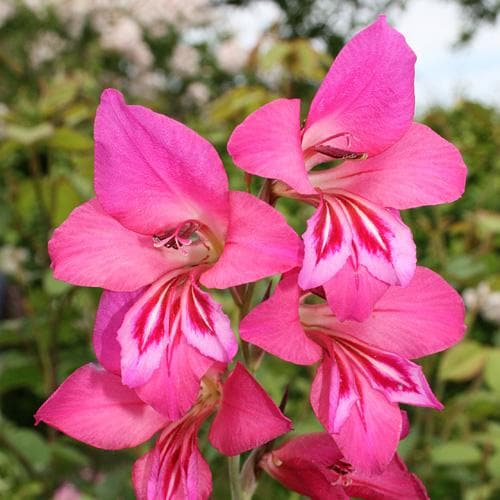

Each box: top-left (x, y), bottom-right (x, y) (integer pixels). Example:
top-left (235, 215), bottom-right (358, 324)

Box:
top-left (228, 455), bottom-right (242, 500)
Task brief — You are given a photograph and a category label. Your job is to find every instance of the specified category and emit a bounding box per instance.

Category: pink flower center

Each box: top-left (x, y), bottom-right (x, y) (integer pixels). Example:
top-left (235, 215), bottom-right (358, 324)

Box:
top-left (152, 219), bottom-right (223, 265)
top-left (153, 220), bottom-right (202, 251)
top-left (302, 130), bottom-right (367, 165)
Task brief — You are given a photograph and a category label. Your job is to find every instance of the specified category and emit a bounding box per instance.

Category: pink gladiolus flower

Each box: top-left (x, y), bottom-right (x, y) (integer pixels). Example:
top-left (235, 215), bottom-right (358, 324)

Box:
top-left (49, 89), bottom-right (302, 412)
top-left (240, 267), bottom-right (466, 473)
top-left (36, 362), bottom-right (292, 500)
top-left (261, 433), bottom-right (428, 499)
top-left (228, 16), bottom-right (467, 320)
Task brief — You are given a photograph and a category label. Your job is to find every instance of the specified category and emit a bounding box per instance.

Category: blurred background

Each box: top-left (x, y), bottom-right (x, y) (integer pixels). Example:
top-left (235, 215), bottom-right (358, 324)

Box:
top-left (0, 0), bottom-right (499, 498)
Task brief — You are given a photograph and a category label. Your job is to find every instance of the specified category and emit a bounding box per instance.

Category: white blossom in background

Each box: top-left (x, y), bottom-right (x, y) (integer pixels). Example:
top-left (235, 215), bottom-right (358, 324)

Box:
top-left (129, 70), bottom-right (167, 99)
top-left (98, 15), bottom-right (153, 70)
top-left (22, 0), bottom-right (47, 14)
top-left (29, 31), bottom-right (66, 68)
top-left (216, 38), bottom-right (248, 73)
top-left (0, 1), bottom-right (15, 27)
top-left (463, 282), bottom-right (500, 324)
top-left (170, 43), bottom-right (200, 77)
top-left (185, 81), bottom-right (210, 105)
top-left (131, 0), bottom-right (213, 34)
top-left (0, 246), bottom-right (29, 280)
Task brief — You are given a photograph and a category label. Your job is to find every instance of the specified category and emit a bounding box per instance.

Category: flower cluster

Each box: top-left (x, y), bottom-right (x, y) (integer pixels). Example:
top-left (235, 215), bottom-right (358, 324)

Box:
top-left (36, 16), bottom-right (467, 499)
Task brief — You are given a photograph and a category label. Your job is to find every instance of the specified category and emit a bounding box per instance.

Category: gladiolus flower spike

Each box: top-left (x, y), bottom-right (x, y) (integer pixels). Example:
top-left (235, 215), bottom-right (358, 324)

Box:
top-left (36, 15), bottom-right (466, 500)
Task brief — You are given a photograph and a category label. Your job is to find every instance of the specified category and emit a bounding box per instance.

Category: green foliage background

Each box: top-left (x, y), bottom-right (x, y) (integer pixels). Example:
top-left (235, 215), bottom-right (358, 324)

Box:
top-left (0, 1), bottom-right (499, 499)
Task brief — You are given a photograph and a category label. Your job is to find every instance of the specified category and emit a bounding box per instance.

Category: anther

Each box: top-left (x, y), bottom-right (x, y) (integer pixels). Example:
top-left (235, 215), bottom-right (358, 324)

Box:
top-left (314, 144), bottom-right (367, 160)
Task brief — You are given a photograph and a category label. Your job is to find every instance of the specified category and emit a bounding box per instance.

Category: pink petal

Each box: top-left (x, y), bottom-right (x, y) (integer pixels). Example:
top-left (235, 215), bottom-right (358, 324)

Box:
top-left (227, 98), bottom-right (315, 194)
top-left (239, 271), bottom-right (322, 365)
top-left (93, 289), bottom-right (143, 374)
top-left (35, 364), bottom-right (168, 450)
top-left (201, 191), bottom-right (303, 289)
top-left (135, 337), bottom-right (214, 421)
top-left (263, 453), bottom-right (348, 500)
top-left (118, 272), bottom-right (184, 388)
top-left (330, 266), bottom-right (466, 359)
top-left (149, 417), bottom-right (212, 500)
top-left (335, 192), bottom-right (416, 286)
top-left (262, 434), bottom-right (347, 500)
top-left (132, 450), bottom-right (156, 500)
top-left (335, 375), bottom-right (402, 474)
top-left (95, 89), bottom-right (229, 239)
top-left (347, 454), bottom-right (429, 499)
top-left (298, 195), bottom-right (352, 289)
top-left (49, 199), bottom-right (190, 291)
top-left (303, 16), bottom-right (415, 157)
top-left (272, 433), bottom-right (343, 466)
top-left (335, 333), bottom-right (442, 410)
top-left (310, 344), bottom-right (359, 434)
top-left (311, 123), bottom-right (467, 209)
top-left (180, 278), bottom-right (237, 363)
top-left (323, 258), bottom-right (389, 321)
top-left (209, 363), bottom-right (292, 455)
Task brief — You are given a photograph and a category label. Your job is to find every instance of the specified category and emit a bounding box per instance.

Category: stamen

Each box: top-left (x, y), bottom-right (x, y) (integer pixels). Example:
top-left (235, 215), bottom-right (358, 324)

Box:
top-left (153, 220), bottom-right (201, 251)
top-left (329, 459), bottom-right (353, 476)
top-left (314, 144), bottom-right (367, 160)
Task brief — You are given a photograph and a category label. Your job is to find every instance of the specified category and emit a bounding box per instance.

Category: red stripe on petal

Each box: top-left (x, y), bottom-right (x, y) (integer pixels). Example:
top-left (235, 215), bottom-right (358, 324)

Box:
top-left (181, 279), bottom-right (238, 363)
top-left (132, 285), bottom-right (171, 354)
top-left (313, 197), bottom-right (345, 264)
top-left (333, 333), bottom-right (442, 409)
top-left (338, 195), bottom-right (392, 261)
top-left (186, 284), bottom-right (217, 337)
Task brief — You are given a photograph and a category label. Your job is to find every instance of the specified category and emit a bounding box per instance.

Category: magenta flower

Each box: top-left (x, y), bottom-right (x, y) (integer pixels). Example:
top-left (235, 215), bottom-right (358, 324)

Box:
top-left (240, 267), bottom-right (465, 473)
top-left (227, 16), bottom-right (466, 320)
top-left (261, 433), bottom-right (428, 499)
top-left (36, 362), bottom-right (292, 500)
top-left (49, 89), bottom-right (301, 416)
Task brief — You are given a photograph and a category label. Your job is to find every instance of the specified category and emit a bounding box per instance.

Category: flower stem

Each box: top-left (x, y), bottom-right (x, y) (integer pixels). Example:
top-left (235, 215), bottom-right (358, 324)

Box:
top-left (228, 455), bottom-right (243, 500)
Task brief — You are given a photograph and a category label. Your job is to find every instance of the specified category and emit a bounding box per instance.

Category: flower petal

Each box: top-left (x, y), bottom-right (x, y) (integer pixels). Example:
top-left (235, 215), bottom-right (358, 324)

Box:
top-left (93, 289), bottom-right (143, 375)
top-left (239, 271), bottom-right (322, 365)
top-left (132, 450), bottom-right (156, 500)
top-left (201, 191), bottom-right (303, 289)
top-left (135, 337), bottom-right (214, 421)
top-left (329, 266), bottom-right (466, 359)
top-left (335, 375), bottom-right (402, 474)
top-left (335, 192), bottom-right (416, 286)
top-left (180, 278), bottom-right (237, 363)
top-left (310, 344), bottom-right (359, 434)
top-left (262, 434), bottom-right (347, 500)
top-left (347, 454), bottom-right (429, 499)
top-left (303, 16), bottom-right (415, 157)
top-left (148, 418), bottom-right (212, 500)
top-left (298, 195), bottom-right (352, 289)
top-left (95, 89), bottom-right (229, 239)
top-left (323, 258), bottom-right (389, 321)
top-left (117, 271), bottom-right (185, 387)
top-left (35, 364), bottom-right (168, 450)
top-left (310, 123), bottom-right (467, 210)
top-left (209, 363), bottom-right (292, 455)
top-left (334, 334), bottom-right (442, 410)
top-left (227, 98), bottom-right (315, 194)
top-left (49, 199), bottom-right (189, 291)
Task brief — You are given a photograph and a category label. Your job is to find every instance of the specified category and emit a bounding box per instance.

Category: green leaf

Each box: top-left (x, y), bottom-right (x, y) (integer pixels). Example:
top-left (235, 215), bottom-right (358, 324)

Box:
top-left (1, 427), bottom-right (51, 474)
top-left (438, 340), bottom-right (488, 381)
top-left (43, 271), bottom-right (71, 297)
top-left (48, 127), bottom-right (93, 151)
top-left (4, 123), bottom-right (54, 145)
top-left (39, 79), bottom-right (79, 116)
top-left (488, 453), bottom-right (500, 478)
top-left (431, 441), bottom-right (482, 465)
top-left (485, 349), bottom-right (500, 392)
